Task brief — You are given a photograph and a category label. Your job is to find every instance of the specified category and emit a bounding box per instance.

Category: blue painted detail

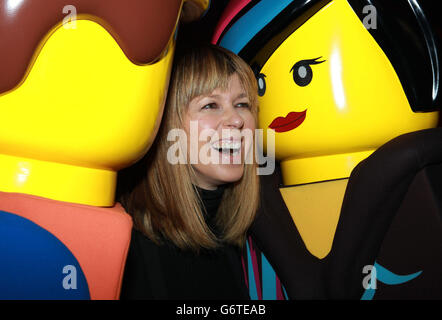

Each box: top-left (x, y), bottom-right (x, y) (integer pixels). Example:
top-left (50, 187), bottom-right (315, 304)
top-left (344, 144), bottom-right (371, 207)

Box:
top-left (246, 240), bottom-right (259, 300)
top-left (282, 284), bottom-right (288, 300)
top-left (261, 253), bottom-right (276, 300)
top-left (0, 211), bottom-right (90, 299)
top-left (361, 262), bottom-right (422, 300)
top-left (361, 287), bottom-right (376, 300)
top-left (219, 0), bottom-right (294, 53)
top-left (375, 262), bottom-right (422, 285)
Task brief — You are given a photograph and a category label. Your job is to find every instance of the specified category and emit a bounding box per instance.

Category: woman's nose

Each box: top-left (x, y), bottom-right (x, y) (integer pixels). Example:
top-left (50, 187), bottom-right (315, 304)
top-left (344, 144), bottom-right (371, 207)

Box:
top-left (223, 107), bottom-right (244, 129)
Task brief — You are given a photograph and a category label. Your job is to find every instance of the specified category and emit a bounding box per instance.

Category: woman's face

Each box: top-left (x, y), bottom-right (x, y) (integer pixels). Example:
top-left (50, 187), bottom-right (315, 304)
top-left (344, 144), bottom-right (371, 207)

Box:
top-left (183, 73), bottom-right (256, 190)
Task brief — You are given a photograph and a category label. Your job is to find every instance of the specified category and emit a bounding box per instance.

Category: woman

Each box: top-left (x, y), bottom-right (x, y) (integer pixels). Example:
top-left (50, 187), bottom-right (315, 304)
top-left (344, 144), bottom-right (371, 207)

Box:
top-left (118, 45), bottom-right (260, 299)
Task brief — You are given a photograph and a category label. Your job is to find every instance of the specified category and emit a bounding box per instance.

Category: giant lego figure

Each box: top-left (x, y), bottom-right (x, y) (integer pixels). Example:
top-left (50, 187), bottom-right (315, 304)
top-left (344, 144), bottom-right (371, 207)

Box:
top-left (214, 0), bottom-right (441, 299)
top-left (0, 0), bottom-right (209, 299)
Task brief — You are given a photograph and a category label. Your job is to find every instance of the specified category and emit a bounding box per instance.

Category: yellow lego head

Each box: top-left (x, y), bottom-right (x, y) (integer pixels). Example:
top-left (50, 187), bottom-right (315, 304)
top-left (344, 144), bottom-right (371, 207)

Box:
top-left (214, 0), bottom-right (440, 185)
top-left (0, 0), bottom-right (209, 206)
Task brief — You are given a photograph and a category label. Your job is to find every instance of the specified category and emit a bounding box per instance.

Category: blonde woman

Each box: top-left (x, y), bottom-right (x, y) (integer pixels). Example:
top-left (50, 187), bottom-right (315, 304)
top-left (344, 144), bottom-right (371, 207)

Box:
top-left (119, 45), bottom-right (260, 299)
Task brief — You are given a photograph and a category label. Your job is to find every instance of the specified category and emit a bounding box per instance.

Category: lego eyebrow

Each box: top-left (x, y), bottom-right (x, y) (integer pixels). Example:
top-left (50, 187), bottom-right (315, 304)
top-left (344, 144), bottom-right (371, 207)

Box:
top-left (290, 57), bottom-right (326, 73)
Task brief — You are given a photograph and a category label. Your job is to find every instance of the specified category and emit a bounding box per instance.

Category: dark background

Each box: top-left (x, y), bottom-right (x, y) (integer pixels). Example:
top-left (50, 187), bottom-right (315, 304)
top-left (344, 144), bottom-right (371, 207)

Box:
top-left (176, 0), bottom-right (441, 127)
top-left (177, 0), bottom-right (229, 49)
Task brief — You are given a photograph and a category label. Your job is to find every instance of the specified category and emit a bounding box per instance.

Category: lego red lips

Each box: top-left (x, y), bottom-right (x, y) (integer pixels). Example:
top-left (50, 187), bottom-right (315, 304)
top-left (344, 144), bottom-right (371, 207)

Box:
top-left (268, 110), bottom-right (307, 133)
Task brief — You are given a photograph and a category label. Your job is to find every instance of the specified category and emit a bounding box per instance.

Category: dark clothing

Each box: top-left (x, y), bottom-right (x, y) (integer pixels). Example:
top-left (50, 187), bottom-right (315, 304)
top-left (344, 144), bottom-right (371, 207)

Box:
top-left (249, 128), bottom-right (442, 299)
top-left (120, 186), bottom-right (250, 300)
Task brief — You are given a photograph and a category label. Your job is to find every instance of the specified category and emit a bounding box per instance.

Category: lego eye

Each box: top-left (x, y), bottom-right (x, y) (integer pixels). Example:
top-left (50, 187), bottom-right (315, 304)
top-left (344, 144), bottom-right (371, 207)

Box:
top-left (291, 57), bottom-right (325, 87)
top-left (257, 73), bottom-right (266, 96)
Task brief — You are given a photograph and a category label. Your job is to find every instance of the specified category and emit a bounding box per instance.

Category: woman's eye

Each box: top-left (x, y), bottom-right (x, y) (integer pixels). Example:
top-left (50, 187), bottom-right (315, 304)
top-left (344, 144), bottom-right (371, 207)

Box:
top-left (290, 57), bottom-right (325, 87)
top-left (236, 102), bottom-right (250, 109)
top-left (257, 73), bottom-right (266, 96)
top-left (201, 103), bottom-right (217, 110)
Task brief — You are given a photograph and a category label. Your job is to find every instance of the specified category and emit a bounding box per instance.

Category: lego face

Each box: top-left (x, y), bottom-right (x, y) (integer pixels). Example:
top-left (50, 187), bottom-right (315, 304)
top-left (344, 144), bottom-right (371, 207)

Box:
top-left (0, 13), bottom-right (177, 205)
top-left (0, 19), bottom-right (174, 171)
top-left (258, 0), bottom-right (438, 163)
top-left (0, 0), bottom-right (210, 206)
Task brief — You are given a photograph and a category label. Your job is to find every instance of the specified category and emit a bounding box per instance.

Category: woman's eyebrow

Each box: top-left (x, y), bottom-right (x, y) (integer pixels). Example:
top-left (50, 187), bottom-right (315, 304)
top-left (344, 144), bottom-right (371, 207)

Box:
top-left (196, 94), bottom-right (221, 102)
top-left (195, 92), bottom-right (248, 103)
top-left (235, 93), bottom-right (249, 100)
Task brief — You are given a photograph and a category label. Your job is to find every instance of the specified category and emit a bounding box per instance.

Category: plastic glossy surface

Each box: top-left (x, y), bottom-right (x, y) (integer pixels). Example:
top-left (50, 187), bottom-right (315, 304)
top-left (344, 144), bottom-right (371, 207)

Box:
top-left (0, 0), bottom-right (204, 206)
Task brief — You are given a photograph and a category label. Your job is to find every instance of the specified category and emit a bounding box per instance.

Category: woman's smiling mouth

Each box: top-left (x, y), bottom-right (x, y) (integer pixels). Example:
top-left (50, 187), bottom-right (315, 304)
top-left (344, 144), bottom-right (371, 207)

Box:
top-left (268, 109), bottom-right (307, 132)
top-left (211, 139), bottom-right (242, 155)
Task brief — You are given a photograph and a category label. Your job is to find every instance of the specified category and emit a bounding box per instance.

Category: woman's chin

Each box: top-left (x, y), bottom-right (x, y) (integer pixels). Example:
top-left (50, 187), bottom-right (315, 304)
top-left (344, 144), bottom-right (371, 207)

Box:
top-left (193, 164), bottom-right (245, 188)
top-left (215, 166), bottom-right (245, 184)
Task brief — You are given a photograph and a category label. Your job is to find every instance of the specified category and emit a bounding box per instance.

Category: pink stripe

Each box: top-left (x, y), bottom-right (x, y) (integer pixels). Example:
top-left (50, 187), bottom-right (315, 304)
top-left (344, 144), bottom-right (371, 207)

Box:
top-left (276, 275), bottom-right (284, 300)
top-left (211, 0), bottom-right (252, 44)
top-left (241, 254), bottom-right (249, 288)
top-left (248, 236), bottom-right (262, 300)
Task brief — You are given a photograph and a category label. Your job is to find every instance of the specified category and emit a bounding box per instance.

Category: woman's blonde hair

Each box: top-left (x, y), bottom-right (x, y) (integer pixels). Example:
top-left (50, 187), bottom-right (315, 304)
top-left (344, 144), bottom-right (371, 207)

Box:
top-left (119, 45), bottom-right (260, 252)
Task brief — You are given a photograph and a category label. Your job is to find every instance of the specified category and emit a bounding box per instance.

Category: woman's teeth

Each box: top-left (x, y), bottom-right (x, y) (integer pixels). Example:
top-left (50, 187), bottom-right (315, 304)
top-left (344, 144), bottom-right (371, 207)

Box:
top-left (212, 140), bottom-right (241, 154)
